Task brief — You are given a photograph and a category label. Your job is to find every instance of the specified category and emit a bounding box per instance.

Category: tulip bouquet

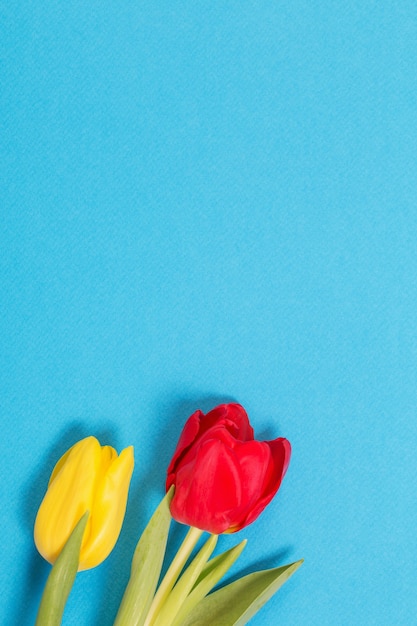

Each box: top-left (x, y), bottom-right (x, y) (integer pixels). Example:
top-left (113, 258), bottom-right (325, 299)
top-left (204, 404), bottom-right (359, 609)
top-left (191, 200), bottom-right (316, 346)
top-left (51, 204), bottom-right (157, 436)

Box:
top-left (33, 403), bottom-right (302, 625)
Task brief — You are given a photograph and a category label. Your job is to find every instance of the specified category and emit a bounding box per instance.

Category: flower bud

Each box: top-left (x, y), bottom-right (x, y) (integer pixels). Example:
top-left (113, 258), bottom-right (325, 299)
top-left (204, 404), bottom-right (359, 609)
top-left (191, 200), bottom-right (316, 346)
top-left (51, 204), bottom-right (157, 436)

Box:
top-left (166, 404), bottom-right (291, 534)
top-left (34, 436), bottom-right (134, 571)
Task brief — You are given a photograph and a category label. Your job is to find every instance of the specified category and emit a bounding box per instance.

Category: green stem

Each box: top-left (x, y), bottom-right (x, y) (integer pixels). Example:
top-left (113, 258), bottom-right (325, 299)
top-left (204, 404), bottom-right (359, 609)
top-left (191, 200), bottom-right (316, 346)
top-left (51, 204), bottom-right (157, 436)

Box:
top-left (153, 534), bottom-right (218, 626)
top-left (143, 526), bottom-right (203, 626)
top-left (35, 513), bottom-right (88, 626)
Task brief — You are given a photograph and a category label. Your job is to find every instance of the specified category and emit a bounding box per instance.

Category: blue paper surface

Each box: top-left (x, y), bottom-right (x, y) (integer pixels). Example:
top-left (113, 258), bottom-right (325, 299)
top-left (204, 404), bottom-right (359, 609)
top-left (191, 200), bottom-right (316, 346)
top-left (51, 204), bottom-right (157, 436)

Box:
top-left (1, 2), bottom-right (417, 624)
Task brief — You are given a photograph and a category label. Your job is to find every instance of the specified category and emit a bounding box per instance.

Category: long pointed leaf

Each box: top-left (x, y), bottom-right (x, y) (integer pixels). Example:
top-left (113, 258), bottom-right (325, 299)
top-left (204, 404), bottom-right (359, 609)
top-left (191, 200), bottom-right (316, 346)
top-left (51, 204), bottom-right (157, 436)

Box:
top-left (35, 512), bottom-right (88, 626)
top-left (193, 540), bottom-right (247, 589)
top-left (113, 488), bottom-right (174, 626)
top-left (181, 559), bottom-right (303, 626)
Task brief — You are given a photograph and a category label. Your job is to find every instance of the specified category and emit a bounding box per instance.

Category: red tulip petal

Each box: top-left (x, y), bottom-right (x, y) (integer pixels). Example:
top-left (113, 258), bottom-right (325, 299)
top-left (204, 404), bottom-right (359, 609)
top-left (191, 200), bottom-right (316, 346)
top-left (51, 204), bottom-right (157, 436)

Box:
top-left (233, 440), bottom-right (272, 504)
top-left (167, 422), bottom-right (241, 496)
top-left (269, 437), bottom-right (291, 478)
top-left (169, 438), bottom-right (243, 534)
top-left (166, 410), bottom-right (203, 489)
top-left (199, 404), bottom-right (254, 441)
top-left (234, 437), bottom-right (291, 530)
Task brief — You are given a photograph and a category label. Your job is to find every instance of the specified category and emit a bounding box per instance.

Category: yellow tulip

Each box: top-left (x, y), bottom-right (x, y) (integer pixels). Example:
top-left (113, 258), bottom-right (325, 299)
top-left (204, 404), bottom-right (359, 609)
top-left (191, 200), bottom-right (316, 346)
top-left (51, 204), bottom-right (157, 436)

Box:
top-left (34, 436), bottom-right (134, 571)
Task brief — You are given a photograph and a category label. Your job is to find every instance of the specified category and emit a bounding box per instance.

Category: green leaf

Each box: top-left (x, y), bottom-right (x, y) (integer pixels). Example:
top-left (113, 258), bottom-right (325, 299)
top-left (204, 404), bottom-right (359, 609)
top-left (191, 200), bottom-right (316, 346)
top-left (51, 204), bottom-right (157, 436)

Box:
top-left (113, 488), bottom-right (174, 626)
top-left (193, 539), bottom-right (247, 589)
top-left (35, 512), bottom-right (88, 626)
top-left (153, 534), bottom-right (218, 626)
top-left (171, 540), bottom-right (247, 626)
top-left (180, 559), bottom-right (303, 626)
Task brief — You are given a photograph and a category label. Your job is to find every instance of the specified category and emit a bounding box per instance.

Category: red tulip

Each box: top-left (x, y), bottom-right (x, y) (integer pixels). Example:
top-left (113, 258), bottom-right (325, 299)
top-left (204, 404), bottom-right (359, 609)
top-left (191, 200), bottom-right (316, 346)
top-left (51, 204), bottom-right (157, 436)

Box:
top-left (166, 403), bottom-right (291, 534)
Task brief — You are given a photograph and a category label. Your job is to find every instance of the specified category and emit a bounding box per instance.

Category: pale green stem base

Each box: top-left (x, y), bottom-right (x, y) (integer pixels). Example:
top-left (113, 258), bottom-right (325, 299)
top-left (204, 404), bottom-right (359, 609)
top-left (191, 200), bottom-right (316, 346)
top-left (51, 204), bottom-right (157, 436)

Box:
top-left (153, 534), bottom-right (218, 626)
top-left (143, 526), bottom-right (203, 626)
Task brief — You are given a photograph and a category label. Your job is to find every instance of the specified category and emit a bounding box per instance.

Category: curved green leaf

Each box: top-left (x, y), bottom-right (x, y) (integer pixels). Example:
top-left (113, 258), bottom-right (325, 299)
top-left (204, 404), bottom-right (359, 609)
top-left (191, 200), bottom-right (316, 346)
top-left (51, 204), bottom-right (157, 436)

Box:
top-left (171, 540), bottom-right (247, 626)
top-left (113, 488), bottom-right (174, 626)
top-left (181, 559), bottom-right (303, 626)
top-left (35, 512), bottom-right (88, 626)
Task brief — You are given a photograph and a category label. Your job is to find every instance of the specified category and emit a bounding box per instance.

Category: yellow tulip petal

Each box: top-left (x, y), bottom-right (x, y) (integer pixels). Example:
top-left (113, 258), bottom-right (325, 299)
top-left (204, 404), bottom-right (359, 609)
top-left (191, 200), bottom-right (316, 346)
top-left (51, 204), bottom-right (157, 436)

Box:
top-left (78, 445), bottom-right (134, 570)
top-left (48, 446), bottom-right (73, 486)
top-left (99, 445), bottom-right (118, 476)
top-left (34, 437), bottom-right (101, 564)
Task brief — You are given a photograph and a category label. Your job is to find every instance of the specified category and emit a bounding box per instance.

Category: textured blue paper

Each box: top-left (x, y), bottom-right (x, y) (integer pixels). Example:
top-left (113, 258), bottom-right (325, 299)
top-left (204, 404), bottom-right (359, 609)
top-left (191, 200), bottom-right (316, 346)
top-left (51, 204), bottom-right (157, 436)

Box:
top-left (1, 2), bottom-right (417, 624)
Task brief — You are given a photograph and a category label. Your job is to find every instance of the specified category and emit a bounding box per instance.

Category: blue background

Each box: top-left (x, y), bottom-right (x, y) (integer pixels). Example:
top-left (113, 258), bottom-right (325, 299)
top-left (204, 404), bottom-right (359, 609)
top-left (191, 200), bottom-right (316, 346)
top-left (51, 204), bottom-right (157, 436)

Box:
top-left (1, 2), bottom-right (416, 624)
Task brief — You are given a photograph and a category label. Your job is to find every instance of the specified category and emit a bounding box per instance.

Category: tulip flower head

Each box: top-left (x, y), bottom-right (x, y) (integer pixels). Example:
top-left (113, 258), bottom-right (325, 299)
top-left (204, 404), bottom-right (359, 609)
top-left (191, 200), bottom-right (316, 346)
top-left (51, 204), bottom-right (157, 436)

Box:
top-left (166, 403), bottom-right (291, 534)
top-left (34, 436), bottom-right (134, 571)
